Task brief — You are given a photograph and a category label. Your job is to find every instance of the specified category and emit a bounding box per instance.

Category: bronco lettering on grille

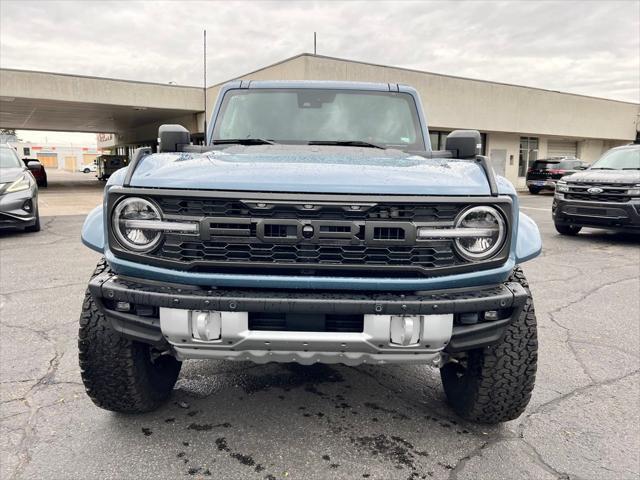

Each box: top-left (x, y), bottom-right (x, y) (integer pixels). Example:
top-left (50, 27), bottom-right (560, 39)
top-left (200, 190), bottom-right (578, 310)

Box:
top-left (203, 217), bottom-right (417, 245)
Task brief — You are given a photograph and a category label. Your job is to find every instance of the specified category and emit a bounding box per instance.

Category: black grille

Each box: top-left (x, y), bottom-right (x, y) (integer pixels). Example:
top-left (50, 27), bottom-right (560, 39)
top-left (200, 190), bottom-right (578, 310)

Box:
top-left (565, 193), bottom-right (631, 203)
top-left (249, 313), bottom-right (363, 332)
top-left (565, 183), bottom-right (636, 203)
top-left (157, 197), bottom-right (460, 221)
top-left (158, 240), bottom-right (456, 268)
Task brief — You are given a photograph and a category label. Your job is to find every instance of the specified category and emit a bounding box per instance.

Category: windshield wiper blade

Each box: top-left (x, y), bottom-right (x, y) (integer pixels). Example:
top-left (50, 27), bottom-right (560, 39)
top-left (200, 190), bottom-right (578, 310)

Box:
top-left (590, 167), bottom-right (615, 170)
top-left (213, 138), bottom-right (276, 145)
top-left (307, 140), bottom-right (386, 149)
top-left (621, 168), bottom-right (640, 170)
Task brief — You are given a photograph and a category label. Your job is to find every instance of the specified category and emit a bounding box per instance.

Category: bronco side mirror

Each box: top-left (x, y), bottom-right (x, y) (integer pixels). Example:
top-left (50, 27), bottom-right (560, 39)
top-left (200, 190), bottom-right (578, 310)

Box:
top-left (445, 130), bottom-right (482, 159)
top-left (158, 124), bottom-right (191, 153)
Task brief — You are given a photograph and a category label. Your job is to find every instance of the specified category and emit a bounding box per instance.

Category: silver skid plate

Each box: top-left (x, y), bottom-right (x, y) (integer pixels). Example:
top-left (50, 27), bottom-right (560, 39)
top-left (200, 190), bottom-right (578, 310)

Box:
top-left (159, 308), bottom-right (453, 366)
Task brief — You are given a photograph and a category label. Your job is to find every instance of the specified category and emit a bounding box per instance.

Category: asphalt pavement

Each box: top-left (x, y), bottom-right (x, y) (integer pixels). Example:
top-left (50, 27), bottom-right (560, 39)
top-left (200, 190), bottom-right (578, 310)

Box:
top-left (1, 184), bottom-right (639, 480)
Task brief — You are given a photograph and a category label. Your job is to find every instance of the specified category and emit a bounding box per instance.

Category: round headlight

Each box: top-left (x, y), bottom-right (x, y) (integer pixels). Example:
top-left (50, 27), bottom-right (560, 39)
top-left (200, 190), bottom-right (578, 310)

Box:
top-left (112, 197), bottom-right (162, 252)
top-left (454, 206), bottom-right (506, 260)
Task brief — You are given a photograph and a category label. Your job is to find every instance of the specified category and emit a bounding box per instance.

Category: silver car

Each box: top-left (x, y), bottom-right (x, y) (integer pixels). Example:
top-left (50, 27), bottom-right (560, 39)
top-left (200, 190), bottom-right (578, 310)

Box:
top-left (0, 144), bottom-right (40, 232)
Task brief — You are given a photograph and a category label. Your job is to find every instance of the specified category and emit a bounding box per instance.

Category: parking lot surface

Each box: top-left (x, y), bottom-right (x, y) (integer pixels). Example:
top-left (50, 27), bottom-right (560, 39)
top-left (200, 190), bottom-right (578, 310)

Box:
top-left (1, 187), bottom-right (639, 480)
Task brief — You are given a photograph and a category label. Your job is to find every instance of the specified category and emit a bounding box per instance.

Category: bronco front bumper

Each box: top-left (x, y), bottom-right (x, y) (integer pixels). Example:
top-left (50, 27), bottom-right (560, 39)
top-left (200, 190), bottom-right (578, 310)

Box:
top-left (89, 271), bottom-right (528, 366)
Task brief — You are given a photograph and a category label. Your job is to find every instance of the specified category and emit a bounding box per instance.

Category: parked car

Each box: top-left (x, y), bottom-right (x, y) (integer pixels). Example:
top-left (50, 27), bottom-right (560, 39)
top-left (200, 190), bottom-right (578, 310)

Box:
top-left (553, 144), bottom-right (640, 235)
top-left (525, 157), bottom-right (589, 194)
top-left (79, 81), bottom-right (542, 424)
top-left (79, 164), bottom-right (97, 173)
top-left (22, 157), bottom-right (47, 187)
top-left (0, 145), bottom-right (40, 232)
top-left (96, 155), bottom-right (128, 181)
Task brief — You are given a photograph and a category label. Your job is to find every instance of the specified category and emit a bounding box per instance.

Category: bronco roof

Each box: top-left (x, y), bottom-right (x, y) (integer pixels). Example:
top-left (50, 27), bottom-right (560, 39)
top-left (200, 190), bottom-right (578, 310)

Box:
top-left (222, 79), bottom-right (414, 93)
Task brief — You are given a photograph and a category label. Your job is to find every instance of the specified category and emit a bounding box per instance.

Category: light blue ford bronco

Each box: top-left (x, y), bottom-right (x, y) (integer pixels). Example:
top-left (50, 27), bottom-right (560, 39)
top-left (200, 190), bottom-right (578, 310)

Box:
top-left (79, 81), bottom-right (541, 423)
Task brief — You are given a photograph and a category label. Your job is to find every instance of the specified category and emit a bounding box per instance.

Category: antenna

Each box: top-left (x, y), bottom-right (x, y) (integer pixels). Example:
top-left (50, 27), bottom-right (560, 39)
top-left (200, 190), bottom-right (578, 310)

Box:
top-left (203, 29), bottom-right (207, 145)
top-left (314, 32), bottom-right (317, 55)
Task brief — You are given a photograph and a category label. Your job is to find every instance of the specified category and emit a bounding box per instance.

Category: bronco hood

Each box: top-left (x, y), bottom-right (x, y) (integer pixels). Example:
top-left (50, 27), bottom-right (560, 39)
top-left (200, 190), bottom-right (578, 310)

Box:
top-left (128, 145), bottom-right (495, 196)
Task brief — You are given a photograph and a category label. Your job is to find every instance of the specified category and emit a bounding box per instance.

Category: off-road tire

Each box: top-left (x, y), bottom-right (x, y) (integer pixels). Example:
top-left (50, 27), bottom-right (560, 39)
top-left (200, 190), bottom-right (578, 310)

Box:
top-left (554, 222), bottom-right (581, 236)
top-left (528, 187), bottom-right (541, 194)
top-left (78, 258), bottom-right (181, 413)
top-left (440, 267), bottom-right (537, 424)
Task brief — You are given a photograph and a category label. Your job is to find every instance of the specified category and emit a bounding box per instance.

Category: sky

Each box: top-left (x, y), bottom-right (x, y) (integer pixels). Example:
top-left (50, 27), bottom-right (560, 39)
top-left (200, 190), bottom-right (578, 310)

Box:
top-left (1, 0), bottom-right (639, 144)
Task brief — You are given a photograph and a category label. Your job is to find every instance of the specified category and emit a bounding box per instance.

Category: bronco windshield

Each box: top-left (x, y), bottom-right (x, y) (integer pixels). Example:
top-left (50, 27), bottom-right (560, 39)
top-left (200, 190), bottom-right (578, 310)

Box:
top-left (212, 89), bottom-right (425, 150)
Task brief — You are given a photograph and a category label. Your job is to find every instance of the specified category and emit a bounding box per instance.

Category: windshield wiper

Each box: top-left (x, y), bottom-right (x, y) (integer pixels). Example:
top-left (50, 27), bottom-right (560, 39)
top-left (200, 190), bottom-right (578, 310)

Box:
top-left (213, 138), bottom-right (276, 145)
top-left (590, 167), bottom-right (616, 170)
top-left (307, 140), bottom-right (386, 150)
top-left (622, 168), bottom-right (640, 170)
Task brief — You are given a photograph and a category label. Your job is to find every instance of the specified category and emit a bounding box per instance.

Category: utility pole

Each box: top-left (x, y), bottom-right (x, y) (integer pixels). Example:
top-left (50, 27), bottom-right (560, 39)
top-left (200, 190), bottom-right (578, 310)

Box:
top-left (203, 29), bottom-right (207, 145)
top-left (314, 32), bottom-right (317, 55)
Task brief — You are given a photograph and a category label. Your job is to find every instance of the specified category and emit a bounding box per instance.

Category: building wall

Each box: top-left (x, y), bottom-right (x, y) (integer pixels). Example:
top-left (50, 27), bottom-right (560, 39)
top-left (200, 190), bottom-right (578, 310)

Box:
top-left (1, 69), bottom-right (203, 111)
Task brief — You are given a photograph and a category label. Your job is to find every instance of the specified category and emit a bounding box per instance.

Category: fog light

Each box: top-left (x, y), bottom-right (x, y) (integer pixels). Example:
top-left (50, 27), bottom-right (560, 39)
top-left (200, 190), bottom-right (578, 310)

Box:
top-left (115, 301), bottom-right (131, 312)
top-left (484, 310), bottom-right (499, 321)
top-left (22, 200), bottom-right (33, 212)
top-left (390, 315), bottom-right (421, 346)
top-left (191, 311), bottom-right (221, 341)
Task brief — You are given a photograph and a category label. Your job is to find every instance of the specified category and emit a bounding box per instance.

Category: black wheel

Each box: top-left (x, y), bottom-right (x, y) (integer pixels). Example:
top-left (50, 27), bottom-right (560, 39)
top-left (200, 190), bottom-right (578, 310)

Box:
top-left (78, 259), bottom-right (181, 413)
top-left (554, 223), bottom-right (581, 236)
top-left (528, 187), bottom-right (541, 194)
top-left (440, 267), bottom-right (537, 424)
top-left (83, 168), bottom-right (90, 173)
top-left (25, 213), bottom-right (40, 232)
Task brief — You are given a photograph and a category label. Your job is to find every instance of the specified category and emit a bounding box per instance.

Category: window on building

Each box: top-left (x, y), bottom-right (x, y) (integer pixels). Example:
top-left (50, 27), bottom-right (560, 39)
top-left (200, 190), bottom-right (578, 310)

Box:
top-left (23, 147), bottom-right (30, 156)
top-left (429, 132), bottom-right (439, 150)
top-left (519, 137), bottom-right (539, 177)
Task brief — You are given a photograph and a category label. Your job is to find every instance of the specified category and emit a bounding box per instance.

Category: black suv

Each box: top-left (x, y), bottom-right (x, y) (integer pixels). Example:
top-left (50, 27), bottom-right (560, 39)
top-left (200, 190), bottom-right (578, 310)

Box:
top-left (526, 157), bottom-right (588, 194)
top-left (552, 144), bottom-right (640, 235)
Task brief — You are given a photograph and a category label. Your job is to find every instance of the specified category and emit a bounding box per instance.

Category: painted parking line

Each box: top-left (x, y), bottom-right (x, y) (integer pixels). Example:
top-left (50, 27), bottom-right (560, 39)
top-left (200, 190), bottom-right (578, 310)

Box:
top-left (520, 206), bottom-right (550, 212)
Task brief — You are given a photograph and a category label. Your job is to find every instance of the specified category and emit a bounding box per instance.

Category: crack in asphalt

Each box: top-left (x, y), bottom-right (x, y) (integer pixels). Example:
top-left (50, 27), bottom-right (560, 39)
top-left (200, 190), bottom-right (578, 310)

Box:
top-left (0, 281), bottom-right (87, 297)
top-left (519, 369), bottom-right (640, 435)
top-left (3, 326), bottom-right (68, 480)
top-left (518, 437), bottom-right (588, 480)
top-left (541, 275), bottom-right (639, 383)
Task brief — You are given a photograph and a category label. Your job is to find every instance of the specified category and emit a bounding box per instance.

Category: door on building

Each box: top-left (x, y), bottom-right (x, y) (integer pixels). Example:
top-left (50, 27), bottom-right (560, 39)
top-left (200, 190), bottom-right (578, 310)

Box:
top-left (490, 149), bottom-right (507, 177)
top-left (518, 137), bottom-right (538, 177)
top-left (36, 153), bottom-right (58, 168)
top-left (64, 156), bottom-right (76, 171)
top-left (547, 140), bottom-right (578, 158)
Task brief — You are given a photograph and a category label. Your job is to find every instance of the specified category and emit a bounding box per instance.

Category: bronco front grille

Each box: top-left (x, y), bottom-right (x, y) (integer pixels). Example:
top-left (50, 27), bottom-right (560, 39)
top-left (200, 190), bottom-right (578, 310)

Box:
top-left (108, 190), bottom-right (512, 278)
top-left (159, 240), bottom-right (457, 274)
